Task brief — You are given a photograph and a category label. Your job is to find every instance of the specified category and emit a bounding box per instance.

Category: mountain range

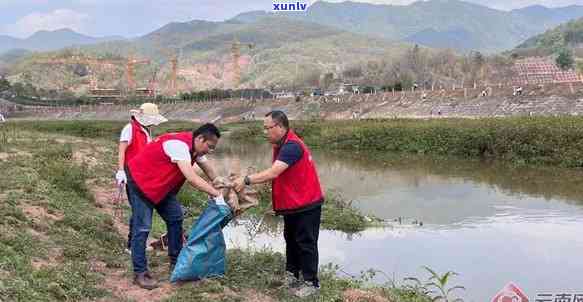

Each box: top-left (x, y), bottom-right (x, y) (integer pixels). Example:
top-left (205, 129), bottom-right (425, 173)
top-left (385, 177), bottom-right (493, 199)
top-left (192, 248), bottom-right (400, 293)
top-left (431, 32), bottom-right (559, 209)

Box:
top-left (235, 0), bottom-right (583, 53)
top-left (515, 16), bottom-right (583, 56)
top-left (0, 28), bottom-right (123, 54)
top-left (9, 17), bottom-right (411, 90)
top-left (5, 0), bottom-right (583, 90)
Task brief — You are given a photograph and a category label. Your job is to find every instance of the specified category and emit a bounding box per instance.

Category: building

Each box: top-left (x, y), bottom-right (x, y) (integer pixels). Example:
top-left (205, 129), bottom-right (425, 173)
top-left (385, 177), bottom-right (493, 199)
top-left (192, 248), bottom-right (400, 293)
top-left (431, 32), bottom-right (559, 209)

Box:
top-left (511, 57), bottom-right (583, 85)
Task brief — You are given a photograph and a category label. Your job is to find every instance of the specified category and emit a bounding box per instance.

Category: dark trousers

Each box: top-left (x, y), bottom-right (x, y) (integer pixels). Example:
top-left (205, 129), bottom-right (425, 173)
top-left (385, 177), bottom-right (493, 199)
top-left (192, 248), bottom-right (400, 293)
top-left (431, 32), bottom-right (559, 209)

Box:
top-left (283, 204), bottom-right (321, 287)
top-left (127, 181), bottom-right (184, 273)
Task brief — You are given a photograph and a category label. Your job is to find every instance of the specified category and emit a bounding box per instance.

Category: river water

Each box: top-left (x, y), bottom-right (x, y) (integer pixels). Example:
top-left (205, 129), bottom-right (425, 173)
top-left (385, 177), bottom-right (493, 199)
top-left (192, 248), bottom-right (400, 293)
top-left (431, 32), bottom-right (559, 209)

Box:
top-left (211, 137), bottom-right (583, 301)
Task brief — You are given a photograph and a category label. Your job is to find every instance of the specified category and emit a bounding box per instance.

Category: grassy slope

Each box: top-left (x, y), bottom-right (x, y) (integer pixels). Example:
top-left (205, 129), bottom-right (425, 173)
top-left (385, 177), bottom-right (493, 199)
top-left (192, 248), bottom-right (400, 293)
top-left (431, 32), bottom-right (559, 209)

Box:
top-left (230, 117), bottom-right (583, 168)
top-left (0, 121), bottom-right (432, 301)
top-left (516, 17), bottom-right (583, 52)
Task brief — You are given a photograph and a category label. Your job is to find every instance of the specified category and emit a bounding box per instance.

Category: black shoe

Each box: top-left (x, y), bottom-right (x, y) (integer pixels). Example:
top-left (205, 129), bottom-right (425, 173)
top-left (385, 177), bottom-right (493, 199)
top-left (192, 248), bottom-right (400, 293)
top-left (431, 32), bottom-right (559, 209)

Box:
top-left (133, 272), bottom-right (158, 290)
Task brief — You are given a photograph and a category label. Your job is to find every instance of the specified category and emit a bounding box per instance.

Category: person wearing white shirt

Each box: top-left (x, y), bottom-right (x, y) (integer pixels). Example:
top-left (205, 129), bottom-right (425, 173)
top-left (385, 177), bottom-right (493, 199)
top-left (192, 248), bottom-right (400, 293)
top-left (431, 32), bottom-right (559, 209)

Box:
top-left (124, 123), bottom-right (222, 289)
top-left (116, 103), bottom-right (167, 253)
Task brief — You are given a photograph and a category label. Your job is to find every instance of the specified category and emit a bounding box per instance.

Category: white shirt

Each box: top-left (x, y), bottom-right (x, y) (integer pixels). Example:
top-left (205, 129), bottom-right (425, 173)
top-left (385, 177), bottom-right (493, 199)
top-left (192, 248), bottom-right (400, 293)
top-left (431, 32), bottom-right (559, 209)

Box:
top-left (119, 123), bottom-right (152, 144)
top-left (162, 139), bottom-right (208, 163)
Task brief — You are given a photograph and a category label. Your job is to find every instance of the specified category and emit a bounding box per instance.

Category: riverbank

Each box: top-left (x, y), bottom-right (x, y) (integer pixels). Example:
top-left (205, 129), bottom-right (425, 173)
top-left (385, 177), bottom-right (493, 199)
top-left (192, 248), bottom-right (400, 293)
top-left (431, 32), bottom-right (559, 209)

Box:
top-left (6, 82), bottom-right (583, 122)
top-left (230, 117), bottom-right (583, 167)
top-left (0, 121), bottom-right (439, 301)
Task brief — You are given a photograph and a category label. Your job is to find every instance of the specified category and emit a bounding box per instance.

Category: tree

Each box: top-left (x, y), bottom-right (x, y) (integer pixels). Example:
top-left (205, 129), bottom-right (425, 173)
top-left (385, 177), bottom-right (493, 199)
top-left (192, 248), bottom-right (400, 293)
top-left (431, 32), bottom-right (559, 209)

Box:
top-left (320, 72), bottom-right (334, 89)
top-left (342, 65), bottom-right (362, 79)
top-left (0, 77), bottom-right (10, 92)
top-left (556, 48), bottom-right (575, 70)
top-left (12, 82), bottom-right (25, 96)
top-left (302, 70), bottom-right (320, 87)
top-left (472, 51), bottom-right (485, 69)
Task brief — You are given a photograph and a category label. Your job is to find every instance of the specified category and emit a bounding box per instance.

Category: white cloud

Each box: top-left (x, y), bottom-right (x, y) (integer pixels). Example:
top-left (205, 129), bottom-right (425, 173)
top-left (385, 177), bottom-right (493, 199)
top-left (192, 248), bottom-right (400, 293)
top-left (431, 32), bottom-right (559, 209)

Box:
top-left (0, 9), bottom-right (90, 38)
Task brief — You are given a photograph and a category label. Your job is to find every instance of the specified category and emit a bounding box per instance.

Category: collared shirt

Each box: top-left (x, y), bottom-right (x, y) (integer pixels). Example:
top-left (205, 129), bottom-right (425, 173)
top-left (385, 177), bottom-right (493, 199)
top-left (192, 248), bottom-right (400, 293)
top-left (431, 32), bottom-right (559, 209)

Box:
top-left (162, 140), bottom-right (208, 163)
top-left (276, 130), bottom-right (303, 167)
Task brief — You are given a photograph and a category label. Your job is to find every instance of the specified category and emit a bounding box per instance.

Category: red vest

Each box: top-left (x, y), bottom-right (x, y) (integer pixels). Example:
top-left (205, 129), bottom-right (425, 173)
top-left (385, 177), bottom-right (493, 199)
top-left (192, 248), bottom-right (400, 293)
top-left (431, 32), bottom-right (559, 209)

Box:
top-left (272, 130), bottom-right (323, 213)
top-left (124, 118), bottom-right (149, 162)
top-left (128, 132), bottom-right (193, 205)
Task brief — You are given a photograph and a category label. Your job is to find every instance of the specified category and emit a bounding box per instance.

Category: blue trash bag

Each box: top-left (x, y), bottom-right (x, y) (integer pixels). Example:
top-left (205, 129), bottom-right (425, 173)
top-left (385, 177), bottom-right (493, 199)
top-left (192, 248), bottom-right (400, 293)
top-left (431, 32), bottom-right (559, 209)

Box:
top-left (170, 200), bottom-right (233, 283)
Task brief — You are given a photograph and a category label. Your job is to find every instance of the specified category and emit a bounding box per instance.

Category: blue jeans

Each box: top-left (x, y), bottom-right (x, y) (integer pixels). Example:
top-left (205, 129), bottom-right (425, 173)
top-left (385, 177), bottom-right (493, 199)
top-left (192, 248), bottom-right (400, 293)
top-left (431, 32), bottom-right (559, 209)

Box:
top-left (128, 181), bottom-right (184, 273)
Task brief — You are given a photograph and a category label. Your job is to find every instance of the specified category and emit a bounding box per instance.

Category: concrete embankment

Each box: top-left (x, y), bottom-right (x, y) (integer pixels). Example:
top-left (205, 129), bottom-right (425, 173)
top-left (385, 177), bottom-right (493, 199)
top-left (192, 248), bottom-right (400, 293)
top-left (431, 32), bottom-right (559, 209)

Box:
top-left (9, 82), bottom-right (583, 121)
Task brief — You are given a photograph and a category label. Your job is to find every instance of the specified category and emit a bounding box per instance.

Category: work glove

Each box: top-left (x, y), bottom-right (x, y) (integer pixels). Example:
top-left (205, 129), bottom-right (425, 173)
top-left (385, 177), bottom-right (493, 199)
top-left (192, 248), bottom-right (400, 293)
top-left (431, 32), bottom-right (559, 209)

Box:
top-left (115, 170), bottom-right (127, 186)
top-left (214, 194), bottom-right (226, 206)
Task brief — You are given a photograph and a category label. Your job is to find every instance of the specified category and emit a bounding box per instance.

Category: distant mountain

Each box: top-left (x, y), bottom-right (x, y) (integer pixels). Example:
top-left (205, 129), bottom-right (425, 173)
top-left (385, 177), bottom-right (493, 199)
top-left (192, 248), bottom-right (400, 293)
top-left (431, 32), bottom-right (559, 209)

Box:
top-left (18, 0), bottom-right (583, 92)
top-left (234, 0), bottom-right (583, 53)
top-left (231, 11), bottom-right (271, 23)
top-left (11, 17), bottom-right (412, 91)
top-left (0, 49), bottom-right (32, 76)
top-left (139, 20), bottom-right (223, 49)
top-left (405, 28), bottom-right (478, 51)
top-left (0, 35), bottom-right (20, 52)
top-left (0, 49), bottom-right (31, 62)
top-left (512, 5), bottom-right (583, 25)
top-left (0, 28), bottom-right (124, 54)
top-left (514, 17), bottom-right (583, 55)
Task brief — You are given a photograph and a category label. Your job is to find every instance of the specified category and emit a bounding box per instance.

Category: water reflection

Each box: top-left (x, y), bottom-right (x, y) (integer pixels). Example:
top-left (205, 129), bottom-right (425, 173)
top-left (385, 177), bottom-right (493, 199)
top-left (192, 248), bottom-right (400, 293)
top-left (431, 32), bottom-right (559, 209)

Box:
top-left (211, 136), bottom-right (583, 301)
top-left (213, 137), bottom-right (583, 227)
top-left (224, 214), bottom-right (583, 302)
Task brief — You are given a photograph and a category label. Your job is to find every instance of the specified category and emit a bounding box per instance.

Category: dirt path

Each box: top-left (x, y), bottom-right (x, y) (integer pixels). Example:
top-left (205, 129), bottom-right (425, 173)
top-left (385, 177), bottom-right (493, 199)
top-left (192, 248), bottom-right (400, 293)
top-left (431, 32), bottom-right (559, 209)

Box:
top-left (90, 184), bottom-right (176, 302)
top-left (89, 184), bottom-right (283, 302)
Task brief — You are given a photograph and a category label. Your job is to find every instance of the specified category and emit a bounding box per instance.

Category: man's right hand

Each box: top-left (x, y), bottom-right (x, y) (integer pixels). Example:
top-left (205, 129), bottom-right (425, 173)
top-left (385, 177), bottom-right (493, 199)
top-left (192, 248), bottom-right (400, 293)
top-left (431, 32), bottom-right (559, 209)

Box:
top-left (233, 176), bottom-right (245, 192)
top-left (177, 160), bottom-right (222, 198)
top-left (115, 170), bottom-right (127, 186)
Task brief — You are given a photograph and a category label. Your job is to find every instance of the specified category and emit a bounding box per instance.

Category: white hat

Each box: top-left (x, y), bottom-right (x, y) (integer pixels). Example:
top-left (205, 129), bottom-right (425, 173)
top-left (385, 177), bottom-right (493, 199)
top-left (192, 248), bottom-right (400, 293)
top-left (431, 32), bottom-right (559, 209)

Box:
top-left (131, 103), bottom-right (167, 126)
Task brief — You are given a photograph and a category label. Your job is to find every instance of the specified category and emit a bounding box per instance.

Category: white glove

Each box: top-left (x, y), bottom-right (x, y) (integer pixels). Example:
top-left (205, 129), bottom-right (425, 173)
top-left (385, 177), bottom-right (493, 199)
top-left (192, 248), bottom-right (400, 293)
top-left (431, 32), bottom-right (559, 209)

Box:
top-left (115, 170), bottom-right (127, 186)
top-left (214, 194), bottom-right (226, 206)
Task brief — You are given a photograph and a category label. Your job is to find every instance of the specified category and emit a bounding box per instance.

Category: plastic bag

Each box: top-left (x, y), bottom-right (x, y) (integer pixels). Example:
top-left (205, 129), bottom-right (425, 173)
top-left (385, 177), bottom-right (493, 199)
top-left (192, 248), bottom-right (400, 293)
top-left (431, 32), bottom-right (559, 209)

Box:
top-left (170, 200), bottom-right (233, 282)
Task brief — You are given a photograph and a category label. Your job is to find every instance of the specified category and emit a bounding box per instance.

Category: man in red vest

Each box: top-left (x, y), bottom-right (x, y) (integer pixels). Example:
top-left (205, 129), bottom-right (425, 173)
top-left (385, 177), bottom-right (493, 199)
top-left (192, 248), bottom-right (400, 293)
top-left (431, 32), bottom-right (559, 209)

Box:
top-left (125, 123), bottom-right (223, 290)
top-left (234, 110), bottom-right (323, 298)
top-left (116, 103), bottom-right (167, 254)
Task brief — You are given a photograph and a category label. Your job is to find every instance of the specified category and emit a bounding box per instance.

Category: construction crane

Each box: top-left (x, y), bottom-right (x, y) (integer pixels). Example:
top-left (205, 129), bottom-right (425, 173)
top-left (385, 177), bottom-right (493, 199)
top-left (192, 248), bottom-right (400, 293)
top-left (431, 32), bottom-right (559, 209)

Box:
top-left (161, 48), bottom-right (180, 96)
top-left (147, 68), bottom-right (160, 98)
top-left (169, 55), bottom-right (178, 96)
top-left (126, 55), bottom-right (151, 92)
top-left (231, 38), bottom-right (254, 88)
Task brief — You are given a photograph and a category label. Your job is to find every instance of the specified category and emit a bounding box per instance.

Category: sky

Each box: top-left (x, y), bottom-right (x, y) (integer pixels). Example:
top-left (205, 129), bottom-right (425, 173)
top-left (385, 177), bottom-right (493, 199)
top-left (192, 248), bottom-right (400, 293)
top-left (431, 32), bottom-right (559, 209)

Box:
top-left (1, 0), bottom-right (582, 39)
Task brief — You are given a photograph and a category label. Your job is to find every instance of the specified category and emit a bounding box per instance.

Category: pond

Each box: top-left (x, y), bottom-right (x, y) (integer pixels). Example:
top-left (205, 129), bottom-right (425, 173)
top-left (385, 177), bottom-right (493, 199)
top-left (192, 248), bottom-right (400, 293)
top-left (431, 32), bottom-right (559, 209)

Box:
top-left (211, 137), bottom-right (583, 301)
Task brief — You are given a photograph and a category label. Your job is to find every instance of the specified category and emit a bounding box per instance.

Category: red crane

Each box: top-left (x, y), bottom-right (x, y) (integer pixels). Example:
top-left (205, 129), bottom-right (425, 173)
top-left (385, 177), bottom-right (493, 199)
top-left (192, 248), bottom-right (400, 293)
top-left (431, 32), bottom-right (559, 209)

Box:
top-left (126, 56), bottom-right (151, 92)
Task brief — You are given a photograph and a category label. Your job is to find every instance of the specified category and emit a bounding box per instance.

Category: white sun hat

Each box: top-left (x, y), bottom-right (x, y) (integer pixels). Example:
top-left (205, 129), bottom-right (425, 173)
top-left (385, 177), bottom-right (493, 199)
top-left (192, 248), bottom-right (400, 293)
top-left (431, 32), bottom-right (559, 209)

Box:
top-left (131, 103), bottom-right (168, 126)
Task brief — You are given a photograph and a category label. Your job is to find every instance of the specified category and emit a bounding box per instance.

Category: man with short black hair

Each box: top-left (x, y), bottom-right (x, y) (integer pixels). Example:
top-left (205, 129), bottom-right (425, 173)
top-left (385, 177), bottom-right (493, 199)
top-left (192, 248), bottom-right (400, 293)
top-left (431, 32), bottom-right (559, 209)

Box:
top-left (234, 110), bottom-right (324, 298)
top-left (125, 123), bottom-right (223, 290)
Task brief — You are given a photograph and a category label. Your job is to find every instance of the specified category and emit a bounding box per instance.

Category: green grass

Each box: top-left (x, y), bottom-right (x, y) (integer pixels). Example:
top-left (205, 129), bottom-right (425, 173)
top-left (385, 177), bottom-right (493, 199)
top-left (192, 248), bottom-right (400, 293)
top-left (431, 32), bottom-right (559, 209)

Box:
top-left (2, 119), bottom-right (378, 234)
top-left (0, 132), bottom-right (123, 301)
top-left (2, 120), bottom-right (203, 140)
top-left (0, 121), bottom-right (433, 301)
top-left (231, 117), bottom-right (583, 167)
top-left (166, 249), bottom-right (434, 302)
